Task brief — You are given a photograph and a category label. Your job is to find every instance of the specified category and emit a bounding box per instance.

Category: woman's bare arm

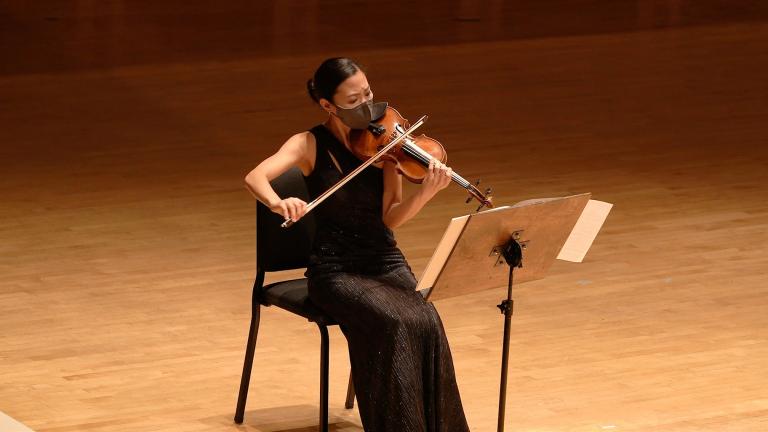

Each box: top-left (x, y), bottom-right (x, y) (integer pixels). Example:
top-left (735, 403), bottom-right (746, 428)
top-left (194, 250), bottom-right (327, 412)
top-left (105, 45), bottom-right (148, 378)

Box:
top-left (244, 132), bottom-right (314, 221)
top-left (381, 159), bottom-right (452, 229)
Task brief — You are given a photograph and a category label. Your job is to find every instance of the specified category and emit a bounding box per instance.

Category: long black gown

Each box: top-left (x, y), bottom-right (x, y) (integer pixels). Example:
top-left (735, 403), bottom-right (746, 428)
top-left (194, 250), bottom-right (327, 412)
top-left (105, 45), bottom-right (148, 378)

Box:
top-left (303, 124), bottom-right (470, 432)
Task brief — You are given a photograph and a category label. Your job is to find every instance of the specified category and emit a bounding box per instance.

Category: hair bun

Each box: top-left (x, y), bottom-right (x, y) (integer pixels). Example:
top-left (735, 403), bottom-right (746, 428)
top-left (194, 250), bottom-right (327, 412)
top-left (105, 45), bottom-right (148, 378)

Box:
top-left (306, 78), bottom-right (318, 103)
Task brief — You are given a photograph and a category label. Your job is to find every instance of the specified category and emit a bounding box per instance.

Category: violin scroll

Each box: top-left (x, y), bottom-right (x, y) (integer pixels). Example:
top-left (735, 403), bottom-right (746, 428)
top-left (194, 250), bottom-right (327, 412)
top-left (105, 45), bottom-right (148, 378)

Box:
top-left (465, 180), bottom-right (493, 212)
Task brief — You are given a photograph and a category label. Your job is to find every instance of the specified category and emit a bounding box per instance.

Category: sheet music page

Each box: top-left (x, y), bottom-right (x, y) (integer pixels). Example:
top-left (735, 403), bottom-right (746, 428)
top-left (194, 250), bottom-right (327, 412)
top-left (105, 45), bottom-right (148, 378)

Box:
top-left (556, 199), bottom-right (613, 262)
top-left (416, 214), bottom-right (470, 291)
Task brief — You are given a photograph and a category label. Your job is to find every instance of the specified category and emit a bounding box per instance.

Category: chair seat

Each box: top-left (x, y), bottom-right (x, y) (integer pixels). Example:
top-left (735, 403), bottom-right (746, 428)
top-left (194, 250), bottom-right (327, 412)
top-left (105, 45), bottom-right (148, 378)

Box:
top-left (261, 278), bottom-right (337, 326)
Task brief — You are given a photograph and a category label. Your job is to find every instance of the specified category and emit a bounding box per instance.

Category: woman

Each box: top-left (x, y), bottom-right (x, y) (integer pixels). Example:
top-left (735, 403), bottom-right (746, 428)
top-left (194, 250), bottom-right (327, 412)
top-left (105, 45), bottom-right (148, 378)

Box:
top-left (244, 57), bottom-right (470, 432)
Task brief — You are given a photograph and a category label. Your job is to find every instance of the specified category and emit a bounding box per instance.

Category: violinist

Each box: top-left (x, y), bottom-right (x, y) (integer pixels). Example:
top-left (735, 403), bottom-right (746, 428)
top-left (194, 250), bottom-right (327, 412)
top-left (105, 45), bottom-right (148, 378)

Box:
top-left (244, 57), bottom-right (470, 432)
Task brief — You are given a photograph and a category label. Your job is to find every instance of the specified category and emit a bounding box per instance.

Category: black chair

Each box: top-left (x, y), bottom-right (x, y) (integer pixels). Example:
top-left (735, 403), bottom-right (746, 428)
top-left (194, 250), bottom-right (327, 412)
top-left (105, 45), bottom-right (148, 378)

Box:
top-left (234, 167), bottom-right (356, 430)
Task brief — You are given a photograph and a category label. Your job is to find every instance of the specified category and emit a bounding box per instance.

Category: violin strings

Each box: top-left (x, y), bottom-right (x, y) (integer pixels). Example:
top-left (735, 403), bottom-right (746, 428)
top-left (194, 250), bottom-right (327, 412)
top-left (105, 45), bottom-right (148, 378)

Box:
top-left (395, 134), bottom-right (487, 204)
top-left (400, 140), bottom-right (472, 189)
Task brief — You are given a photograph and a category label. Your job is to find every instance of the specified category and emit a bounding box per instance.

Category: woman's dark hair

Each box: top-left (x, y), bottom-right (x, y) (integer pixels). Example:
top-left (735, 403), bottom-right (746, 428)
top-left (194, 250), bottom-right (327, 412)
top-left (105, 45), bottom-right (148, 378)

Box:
top-left (307, 57), bottom-right (362, 104)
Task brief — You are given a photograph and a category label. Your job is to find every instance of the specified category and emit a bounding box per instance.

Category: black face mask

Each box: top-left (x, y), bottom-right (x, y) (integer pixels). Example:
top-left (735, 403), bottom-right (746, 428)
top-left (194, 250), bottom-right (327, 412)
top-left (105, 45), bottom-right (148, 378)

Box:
top-left (333, 100), bottom-right (388, 129)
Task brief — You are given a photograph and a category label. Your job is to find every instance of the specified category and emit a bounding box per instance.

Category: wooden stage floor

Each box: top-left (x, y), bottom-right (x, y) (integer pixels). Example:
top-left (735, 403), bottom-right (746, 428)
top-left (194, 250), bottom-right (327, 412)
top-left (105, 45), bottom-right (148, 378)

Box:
top-left (1, 2), bottom-right (767, 431)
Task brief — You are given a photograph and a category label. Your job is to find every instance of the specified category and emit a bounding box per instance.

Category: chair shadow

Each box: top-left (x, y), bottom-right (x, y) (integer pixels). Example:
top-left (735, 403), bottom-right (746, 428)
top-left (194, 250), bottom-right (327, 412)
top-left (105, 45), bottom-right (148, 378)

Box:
top-left (270, 423), bottom-right (362, 432)
top-left (226, 404), bottom-right (363, 432)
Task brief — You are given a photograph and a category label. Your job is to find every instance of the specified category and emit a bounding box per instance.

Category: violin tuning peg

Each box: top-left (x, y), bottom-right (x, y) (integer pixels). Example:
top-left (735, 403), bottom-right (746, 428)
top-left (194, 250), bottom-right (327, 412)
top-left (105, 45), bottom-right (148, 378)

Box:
top-left (484, 188), bottom-right (494, 209)
top-left (465, 179), bottom-right (481, 203)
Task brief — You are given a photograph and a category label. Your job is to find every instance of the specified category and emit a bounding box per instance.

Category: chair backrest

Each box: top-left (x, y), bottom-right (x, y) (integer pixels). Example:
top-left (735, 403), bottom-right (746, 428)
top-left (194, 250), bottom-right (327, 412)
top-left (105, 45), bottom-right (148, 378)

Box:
top-left (256, 167), bottom-right (317, 272)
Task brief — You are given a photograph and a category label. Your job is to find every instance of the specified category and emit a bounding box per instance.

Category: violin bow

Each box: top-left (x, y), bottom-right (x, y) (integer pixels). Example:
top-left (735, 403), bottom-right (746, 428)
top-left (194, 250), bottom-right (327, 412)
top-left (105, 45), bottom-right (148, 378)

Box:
top-left (281, 115), bottom-right (428, 228)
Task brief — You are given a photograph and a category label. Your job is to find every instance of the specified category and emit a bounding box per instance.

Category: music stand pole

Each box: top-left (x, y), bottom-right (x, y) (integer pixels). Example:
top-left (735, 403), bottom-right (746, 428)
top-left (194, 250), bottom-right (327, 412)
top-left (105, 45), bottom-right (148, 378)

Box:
top-left (496, 239), bottom-right (523, 432)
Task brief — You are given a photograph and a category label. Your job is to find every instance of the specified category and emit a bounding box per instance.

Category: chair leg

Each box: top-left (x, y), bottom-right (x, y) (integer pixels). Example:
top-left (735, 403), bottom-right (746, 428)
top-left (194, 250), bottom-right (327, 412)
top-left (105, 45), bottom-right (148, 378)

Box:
top-left (344, 371), bottom-right (355, 409)
top-left (234, 302), bottom-right (261, 424)
top-left (319, 324), bottom-right (330, 432)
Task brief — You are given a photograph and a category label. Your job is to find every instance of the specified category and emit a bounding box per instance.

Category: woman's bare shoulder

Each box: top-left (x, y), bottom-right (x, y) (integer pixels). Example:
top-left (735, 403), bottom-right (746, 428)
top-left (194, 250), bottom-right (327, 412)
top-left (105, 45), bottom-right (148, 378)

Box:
top-left (282, 131), bottom-right (316, 176)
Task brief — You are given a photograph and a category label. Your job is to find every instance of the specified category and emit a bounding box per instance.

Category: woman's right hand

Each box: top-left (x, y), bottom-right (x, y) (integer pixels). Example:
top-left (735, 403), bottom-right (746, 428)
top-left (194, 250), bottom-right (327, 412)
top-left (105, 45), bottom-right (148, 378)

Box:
top-left (270, 197), bottom-right (308, 222)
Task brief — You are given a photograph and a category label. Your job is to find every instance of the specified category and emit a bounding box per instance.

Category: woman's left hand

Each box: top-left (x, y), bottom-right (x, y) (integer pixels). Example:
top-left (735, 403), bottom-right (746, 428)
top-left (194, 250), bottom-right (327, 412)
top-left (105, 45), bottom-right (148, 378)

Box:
top-left (421, 158), bottom-right (452, 197)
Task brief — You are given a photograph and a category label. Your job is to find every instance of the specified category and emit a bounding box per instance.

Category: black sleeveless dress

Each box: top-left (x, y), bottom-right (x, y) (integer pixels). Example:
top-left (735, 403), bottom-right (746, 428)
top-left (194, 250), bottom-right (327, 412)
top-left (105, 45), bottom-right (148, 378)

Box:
top-left (303, 125), bottom-right (470, 432)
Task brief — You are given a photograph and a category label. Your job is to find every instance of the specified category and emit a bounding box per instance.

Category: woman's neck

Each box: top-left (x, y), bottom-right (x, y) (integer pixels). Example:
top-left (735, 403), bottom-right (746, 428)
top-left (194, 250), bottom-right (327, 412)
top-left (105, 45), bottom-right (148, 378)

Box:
top-left (323, 115), bottom-right (352, 150)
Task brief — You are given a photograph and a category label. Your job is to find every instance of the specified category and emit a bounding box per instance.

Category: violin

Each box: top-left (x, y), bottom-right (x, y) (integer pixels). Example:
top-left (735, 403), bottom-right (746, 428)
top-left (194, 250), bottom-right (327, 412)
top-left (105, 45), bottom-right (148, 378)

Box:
top-left (350, 106), bottom-right (493, 208)
top-left (281, 106), bottom-right (493, 228)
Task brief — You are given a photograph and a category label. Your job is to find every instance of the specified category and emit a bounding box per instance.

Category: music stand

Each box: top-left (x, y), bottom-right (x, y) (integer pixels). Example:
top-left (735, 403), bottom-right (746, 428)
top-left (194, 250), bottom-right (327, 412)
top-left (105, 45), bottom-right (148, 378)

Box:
top-left (416, 193), bottom-right (595, 432)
